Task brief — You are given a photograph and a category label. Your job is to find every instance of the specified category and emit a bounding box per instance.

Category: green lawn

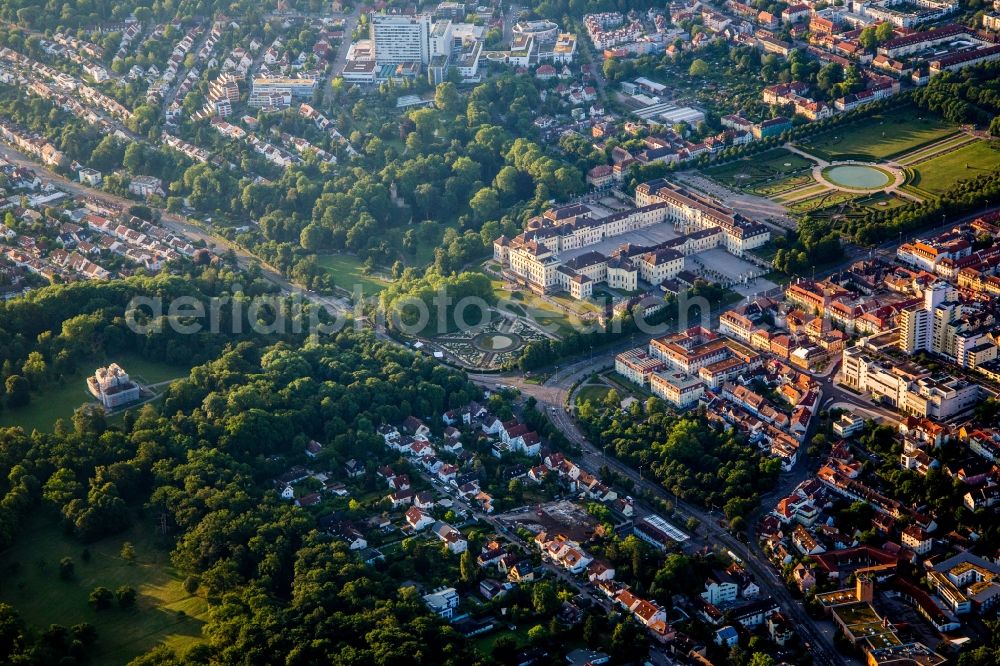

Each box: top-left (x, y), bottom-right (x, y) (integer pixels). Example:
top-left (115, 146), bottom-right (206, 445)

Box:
top-left (703, 148), bottom-right (816, 192)
top-left (576, 384), bottom-right (612, 405)
top-left (0, 353), bottom-right (192, 433)
top-left (754, 173), bottom-right (815, 197)
top-left (904, 139), bottom-right (1000, 197)
top-left (471, 626), bottom-right (532, 657)
top-left (493, 281), bottom-right (578, 338)
top-left (897, 133), bottom-right (976, 166)
top-left (773, 183), bottom-right (829, 203)
top-left (0, 517), bottom-right (208, 665)
top-left (316, 254), bottom-right (390, 296)
top-left (797, 107), bottom-right (958, 162)
top-left (858, 192), bottom-right (911, 212)
top-left (786, 189), bottom-right (861, 214)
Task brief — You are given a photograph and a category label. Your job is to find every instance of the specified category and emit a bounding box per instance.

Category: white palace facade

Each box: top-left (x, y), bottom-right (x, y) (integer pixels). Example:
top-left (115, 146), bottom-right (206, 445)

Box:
top-left (494, 179), bottom-right (769, 299)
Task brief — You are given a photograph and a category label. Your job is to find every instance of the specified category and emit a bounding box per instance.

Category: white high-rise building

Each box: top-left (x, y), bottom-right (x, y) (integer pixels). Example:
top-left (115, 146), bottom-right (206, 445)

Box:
top-left (370, 13), bottom-right (432, 65)
top-left (899, 281), bottom-right (956, 354)
top-left (429, 20), bottom-right (454, 59)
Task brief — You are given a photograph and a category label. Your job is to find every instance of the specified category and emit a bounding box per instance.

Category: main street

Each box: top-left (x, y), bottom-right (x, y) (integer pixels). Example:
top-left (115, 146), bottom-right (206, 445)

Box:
top-left (325, 7), bottom-right (361, 99)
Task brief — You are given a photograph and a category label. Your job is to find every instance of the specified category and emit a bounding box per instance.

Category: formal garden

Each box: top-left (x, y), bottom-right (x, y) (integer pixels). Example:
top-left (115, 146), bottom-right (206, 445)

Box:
top-left (701, 103), bottom-right (999, 219)
top-left (432, 315), bottom-right (552, 369)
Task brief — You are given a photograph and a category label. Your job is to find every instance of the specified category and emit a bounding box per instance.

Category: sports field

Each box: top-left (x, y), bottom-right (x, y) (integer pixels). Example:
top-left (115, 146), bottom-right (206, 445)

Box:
top-left (796, 107), bottom-right (958, 161)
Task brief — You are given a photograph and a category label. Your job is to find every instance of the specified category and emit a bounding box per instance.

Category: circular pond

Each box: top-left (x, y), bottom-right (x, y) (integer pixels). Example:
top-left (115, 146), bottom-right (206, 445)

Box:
top-left (472, 332), bottom-right (523, 352)
top-left (822, 165), bottom-right (892, 190)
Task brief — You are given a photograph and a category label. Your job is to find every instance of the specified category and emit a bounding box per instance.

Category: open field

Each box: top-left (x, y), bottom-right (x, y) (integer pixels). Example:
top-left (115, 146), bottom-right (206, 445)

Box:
top-left (0, 353), bottom-right (191, 432)
top-left (897, 133), bottom-right (977, 166)
top-left (796, 107), bottom-right (958, 162)
top-left (703, 148), bottom-right (816, 192)
top-left (903, 139), bottom-right (1000, 197)
top-left (316, 254), bottom-right (390, 296)
top-left (0, 517), bottom-right (208, 664)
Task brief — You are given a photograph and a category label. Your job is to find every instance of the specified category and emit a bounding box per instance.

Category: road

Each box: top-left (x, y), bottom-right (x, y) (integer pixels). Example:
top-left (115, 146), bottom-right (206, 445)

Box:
top-left (567, 16), bottom-right (607, 102)
top-left (328, 8), bottom-right (361, 86)
top-left (160, 25), bottom-right (213, 116)
top-left (0, 140), bottom-right (354, 319)
top-left (503, 4), bottom-right (521, 46)
top-left (468, 352), bottom-right (852, 666)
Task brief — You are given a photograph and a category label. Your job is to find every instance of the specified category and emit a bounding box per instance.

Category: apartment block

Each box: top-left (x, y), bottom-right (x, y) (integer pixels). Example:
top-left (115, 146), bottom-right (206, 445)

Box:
top-left (615, 348), bottom-right (665, 386)
top-left (371, 13), bottom-right (432, 65)
top-left (650, 370), bottom-right (705, 408)
top-left (248, 77), bottom-right (317, 108)
top-left (842, 345), bottom-right (978, 420)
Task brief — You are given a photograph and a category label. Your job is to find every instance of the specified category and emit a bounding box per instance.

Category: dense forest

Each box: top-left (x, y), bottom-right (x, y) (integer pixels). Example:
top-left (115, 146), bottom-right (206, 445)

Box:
top-left (911, 60), bottom-right (1000, 132)
top-left (0, 261), bottom-right (316, 415)
top-left (239, 76), bottom-right (585, 283)
top-left (576, 397), bottom-right (781, 530)
top-left (378, 269), bottom-right (496, 335)
top-left (1, 0), bottom-right (276, 32)
top-left (0, 284), bottom-right (487, 663)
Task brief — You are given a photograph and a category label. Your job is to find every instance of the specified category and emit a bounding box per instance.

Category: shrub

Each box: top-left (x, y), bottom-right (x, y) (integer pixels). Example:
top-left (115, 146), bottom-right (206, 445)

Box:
top-left (59, 557), bottom-right (74, 580)
top-left (116, 585), bottom-right (137, 609)
top-left (89, 586), bottom-right (113, 610)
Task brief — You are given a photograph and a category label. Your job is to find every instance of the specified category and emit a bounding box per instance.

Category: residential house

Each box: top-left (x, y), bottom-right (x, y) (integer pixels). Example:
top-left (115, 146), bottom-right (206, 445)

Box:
top-left (423, 587), bottom-right (459, 619)
top-left (702, 572), bottom-right (739, 606)
top-left (405, 506), bottom-right (434, 531)
top-left (901, 525), bottom-right (933, 556)
top-left (433, 521), bottom-right (468, 554)
top-left (715, 625), bottom-right (739, 648)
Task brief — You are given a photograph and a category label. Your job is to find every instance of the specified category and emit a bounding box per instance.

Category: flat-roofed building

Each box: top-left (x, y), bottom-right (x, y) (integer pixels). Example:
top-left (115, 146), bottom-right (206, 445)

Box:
top-left (927, 551), bottom-right (1000, 615)
top-left (371, 12), bottom-right (432, 65)
top-left (650, 370), bottom-right (704, 408)
top-left (249, 77), bottom-right (317, 107)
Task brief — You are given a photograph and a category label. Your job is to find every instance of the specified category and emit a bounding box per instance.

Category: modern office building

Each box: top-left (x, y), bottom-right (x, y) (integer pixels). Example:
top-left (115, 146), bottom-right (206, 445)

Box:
top-left (248, 77), bottom-right (317, 107)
